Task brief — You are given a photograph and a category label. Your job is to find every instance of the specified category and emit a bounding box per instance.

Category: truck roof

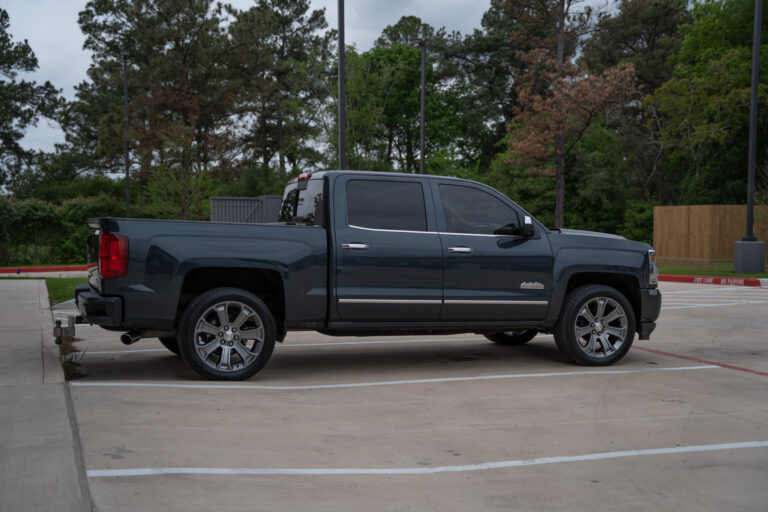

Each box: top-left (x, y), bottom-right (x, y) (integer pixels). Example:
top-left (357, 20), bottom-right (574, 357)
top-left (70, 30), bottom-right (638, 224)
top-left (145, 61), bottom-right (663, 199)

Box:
top-left (287, 170), bottom-right (474, 185)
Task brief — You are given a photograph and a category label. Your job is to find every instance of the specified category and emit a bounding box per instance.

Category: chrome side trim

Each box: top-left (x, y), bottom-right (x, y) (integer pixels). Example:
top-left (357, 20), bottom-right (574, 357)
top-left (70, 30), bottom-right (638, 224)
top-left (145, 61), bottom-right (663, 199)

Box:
top-left (339, 299), bottom-right (442, 304)
top-left (339, 299), bottom-right (548, 306)
top-left (346, 225), bottom-right (520, 238)
top-left (439, 231), bottom-right (517, 238)
top-left (444, 300), bottom-right (548, 305)
top-left (348, 224), bottom-right (437, 235)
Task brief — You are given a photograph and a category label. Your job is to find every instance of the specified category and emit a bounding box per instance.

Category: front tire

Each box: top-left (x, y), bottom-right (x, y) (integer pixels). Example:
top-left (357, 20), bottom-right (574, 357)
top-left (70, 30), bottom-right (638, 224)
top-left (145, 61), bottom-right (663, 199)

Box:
top-left (554, 285), bottom-right (635, 366)
top-left (484, 329), bottom-right (538, 345)
top-left (178, 287), bottom-right (276, 381)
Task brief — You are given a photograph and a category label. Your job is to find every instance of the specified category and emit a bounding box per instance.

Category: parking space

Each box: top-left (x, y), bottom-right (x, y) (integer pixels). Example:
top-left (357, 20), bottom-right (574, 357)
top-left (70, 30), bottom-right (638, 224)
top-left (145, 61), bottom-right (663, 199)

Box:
top-left (67, 282), bottom-right (768, 511)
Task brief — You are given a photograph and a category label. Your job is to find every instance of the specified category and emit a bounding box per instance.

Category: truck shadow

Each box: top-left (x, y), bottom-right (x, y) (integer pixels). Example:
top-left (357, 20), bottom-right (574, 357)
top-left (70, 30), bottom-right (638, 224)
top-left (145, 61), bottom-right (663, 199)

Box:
top-left (78, 339), bottom-right (571, 382)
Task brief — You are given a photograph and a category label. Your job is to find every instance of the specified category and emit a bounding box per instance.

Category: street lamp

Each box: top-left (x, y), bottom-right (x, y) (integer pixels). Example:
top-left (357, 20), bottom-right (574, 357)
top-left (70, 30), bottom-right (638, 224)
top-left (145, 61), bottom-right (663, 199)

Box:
top-left (121, 52), bottom-right (130, 218)
top-left (412, 39), bottom-right (427, 174)
top-left (338, 0), bottom-right (346, 170)
top-left (734, 0), bottom-right (765, 272)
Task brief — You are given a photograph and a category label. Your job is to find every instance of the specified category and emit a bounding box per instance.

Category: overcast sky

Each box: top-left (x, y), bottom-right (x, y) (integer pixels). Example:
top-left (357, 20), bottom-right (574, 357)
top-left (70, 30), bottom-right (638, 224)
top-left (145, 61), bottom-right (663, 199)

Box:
top-left (3, 0), bottom-right (488, 153)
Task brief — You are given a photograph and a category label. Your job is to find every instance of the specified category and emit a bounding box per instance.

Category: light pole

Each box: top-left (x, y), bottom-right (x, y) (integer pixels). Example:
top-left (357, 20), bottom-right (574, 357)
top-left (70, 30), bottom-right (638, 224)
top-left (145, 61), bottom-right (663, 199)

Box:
top-left (413, 39), bottom-right (426, 174)
top-left (121, 52), bottom-right (130, 218)
top-left (337, 0), bottom-right (346, 170)
top-left (734, 0), bottom-right (765, 272)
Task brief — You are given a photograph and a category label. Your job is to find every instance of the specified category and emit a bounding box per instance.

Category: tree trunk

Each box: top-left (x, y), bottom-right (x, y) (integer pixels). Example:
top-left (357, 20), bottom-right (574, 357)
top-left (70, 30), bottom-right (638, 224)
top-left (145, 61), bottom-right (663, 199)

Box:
top-left (555, 134), bottom-right (566, 228)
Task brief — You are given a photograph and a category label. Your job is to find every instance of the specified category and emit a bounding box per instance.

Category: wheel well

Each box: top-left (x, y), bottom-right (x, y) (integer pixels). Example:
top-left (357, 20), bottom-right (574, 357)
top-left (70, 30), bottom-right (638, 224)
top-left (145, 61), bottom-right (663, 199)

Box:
top-left (566, 273), bottom-right (641, 326)
top-left (177, 267), bottom-right (285, 336)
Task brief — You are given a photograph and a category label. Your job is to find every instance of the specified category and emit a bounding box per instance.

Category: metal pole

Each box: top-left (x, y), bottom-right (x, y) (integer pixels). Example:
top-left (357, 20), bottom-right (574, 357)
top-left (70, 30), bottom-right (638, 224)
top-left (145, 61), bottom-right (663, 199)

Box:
top-left (419, 40), bottom-right (426, 174)
top-left (122, 52), bottom-right (130, 218)
top-left (337, 0), bottom-right (346, 170)
top-left (744, 0), bottom-right (762, 241)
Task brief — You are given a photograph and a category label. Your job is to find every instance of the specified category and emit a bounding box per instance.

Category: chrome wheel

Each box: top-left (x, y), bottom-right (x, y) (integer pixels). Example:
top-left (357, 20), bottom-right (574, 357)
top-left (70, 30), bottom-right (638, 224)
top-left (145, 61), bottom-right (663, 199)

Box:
top-left (573, 296), bottom-right (628, 359)
top-left (193, 300), bottom-right (265, 373)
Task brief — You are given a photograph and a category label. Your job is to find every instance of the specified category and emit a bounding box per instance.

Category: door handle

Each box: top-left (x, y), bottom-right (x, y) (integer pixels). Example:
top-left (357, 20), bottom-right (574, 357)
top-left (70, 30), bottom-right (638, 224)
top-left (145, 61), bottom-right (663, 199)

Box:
top-left (447, 246), bottom-right (473, 253)
top-left (341, 243), bottom-right (369, 250)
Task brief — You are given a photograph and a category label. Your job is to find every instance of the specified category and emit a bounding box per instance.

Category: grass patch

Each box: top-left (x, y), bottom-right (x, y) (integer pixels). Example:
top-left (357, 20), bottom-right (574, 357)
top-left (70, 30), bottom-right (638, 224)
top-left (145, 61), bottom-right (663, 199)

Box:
top-left (60, 341), bottom-right (86, 380)
top-left (660, 262), bottom-right (768, 278)
top-left (45, 277), bottom-right (88, 306)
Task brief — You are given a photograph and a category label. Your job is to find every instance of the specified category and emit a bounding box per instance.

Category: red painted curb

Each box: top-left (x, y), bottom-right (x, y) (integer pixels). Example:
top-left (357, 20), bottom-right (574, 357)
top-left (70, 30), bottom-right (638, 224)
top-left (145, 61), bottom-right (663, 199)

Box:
top-left (0, 265), bottom-right (94, 274)
top-left (659, 274), bottom-right (766, 287)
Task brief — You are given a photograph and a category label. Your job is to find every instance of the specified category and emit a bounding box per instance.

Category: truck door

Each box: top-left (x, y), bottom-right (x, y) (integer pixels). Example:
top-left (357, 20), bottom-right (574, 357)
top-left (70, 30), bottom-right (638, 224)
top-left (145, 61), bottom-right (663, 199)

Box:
top-left (432, 181), bottom-right (554, 321)
top-left (333, 175), bottom-right (443, 322)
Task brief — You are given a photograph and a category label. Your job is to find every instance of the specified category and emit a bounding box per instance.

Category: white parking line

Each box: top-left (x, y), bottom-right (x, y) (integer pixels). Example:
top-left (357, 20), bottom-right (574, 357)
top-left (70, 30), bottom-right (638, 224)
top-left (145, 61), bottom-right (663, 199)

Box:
top-left (86, 439), bottom-right (768, 477)
top-left (71, 365), bottom-right (717, 391)
top-left (662, 301), bottom-right (768, 310)
top-left (278, 336), bottom-right (489, 347)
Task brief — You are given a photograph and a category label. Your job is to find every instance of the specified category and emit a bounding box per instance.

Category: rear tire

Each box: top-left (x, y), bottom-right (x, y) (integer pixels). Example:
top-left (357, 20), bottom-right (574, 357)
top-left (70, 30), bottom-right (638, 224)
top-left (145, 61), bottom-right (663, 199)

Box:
top-left (554, 285), bottom-right (635, 366)
top-left (159, 337), bottom-right (180, 355)
top-left (484, 329), bottom-right (538, 345)
top-left (178, 287), bottom-right (276, 381)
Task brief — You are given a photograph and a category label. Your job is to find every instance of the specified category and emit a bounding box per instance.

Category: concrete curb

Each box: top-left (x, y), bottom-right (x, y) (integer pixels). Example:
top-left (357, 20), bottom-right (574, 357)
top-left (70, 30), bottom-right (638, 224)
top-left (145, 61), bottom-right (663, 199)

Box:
top-left (0, 265), bottom-right (91, 279)
top-left (0, 264), bottom-right (91, 273)
top-left (39, 281), bottom-right (66, 384)
top-left (659, 274), bottom-right (768, 287)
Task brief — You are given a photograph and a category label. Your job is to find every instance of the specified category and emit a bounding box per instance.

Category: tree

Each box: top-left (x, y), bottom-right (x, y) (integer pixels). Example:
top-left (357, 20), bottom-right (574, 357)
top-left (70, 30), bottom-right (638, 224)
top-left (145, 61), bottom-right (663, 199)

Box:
top-left (645, 0), bottom-right (768, 204)
top-left (0, 8), bottom-right (61, 189)
top-left (436, 0), bottom-right (535, 172)
top-left (229, 0), bottom-right (332, 175)
top-left (581, 0), bottom-right (692, 91)
top-left (325, 17), bottom-right (468, 174)
top-left (78, 0), bottom-right (245, 201)
top-left (498, 0), bottom-right (636, 227)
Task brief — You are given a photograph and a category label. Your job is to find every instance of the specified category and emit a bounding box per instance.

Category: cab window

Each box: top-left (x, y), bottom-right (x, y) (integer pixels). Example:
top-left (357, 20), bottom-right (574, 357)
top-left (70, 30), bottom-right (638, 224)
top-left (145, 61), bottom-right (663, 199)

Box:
top-left (439, 184), bottom-right (520, 235)
top-left (347, 180), bottom-right (427, 231)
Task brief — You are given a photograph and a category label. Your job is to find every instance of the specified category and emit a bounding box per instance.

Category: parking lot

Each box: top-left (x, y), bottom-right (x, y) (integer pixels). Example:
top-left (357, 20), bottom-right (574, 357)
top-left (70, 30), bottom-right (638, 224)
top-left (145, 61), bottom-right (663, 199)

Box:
top-left (66, 282), bottom-right (768, 511)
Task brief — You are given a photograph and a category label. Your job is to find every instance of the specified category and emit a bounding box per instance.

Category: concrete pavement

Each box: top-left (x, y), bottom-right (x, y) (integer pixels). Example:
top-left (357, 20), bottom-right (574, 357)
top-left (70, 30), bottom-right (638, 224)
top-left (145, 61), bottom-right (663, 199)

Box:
top-left (0, 279), bottom-right (90, 512)
top-left (2, 280), bottom-right (768, 511)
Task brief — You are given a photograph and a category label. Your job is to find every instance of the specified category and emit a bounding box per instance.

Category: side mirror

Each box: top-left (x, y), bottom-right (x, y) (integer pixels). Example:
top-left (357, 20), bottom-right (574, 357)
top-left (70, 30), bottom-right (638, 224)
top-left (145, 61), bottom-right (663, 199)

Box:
top-left (522, 216), bottom-right (535, 237)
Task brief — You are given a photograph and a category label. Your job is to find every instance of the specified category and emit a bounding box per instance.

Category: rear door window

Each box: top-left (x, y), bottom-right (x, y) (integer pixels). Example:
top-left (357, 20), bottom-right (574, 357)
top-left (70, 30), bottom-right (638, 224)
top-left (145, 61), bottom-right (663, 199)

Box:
top-left (346, 180), bottom-right (427, 231)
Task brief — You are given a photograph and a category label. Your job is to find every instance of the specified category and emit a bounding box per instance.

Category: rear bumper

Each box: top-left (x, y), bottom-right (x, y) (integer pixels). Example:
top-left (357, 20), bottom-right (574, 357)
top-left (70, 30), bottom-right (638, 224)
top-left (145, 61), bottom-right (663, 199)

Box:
top-left (75, 285), bottom-right (123, 327)
top-left (638, 288), bottom-right (662, 340)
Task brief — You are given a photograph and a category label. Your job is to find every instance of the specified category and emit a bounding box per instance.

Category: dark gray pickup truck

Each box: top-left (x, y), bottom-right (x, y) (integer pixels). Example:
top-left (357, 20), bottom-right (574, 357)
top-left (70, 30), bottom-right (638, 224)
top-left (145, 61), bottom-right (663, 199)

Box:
top-left (76, 170), bottom-right (661, 380)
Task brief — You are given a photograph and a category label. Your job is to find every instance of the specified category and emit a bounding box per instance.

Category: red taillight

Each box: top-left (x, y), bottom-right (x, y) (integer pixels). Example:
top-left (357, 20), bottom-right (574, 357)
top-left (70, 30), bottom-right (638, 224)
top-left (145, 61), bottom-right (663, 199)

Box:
top-left (99, 233), bottom-right (128, 279)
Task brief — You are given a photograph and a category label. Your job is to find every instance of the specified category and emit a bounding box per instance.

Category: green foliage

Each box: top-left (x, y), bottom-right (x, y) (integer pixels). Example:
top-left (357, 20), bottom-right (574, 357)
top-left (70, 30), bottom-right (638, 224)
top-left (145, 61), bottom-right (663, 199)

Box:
top-left (0, 196), bottom-right (122, 265)
top-left (9, 0), bottom-right (768, 251)
top-left (55, 196), bottom-right (123, 262)
top-left (617, 200), bottom-right (656, 244)
top-left (564, 123), bottom-right (629, 234)
top-left (489, 138), bottom-right (556, 228)
top-left (46, 277), bottom-right (88, 306)
top-left (659, 262), bottom-right (768, 278)
top-left (12, 174), bottom-right (125, 202)
top-left (645, 0), bottom-right (768, 205)
top-left (236, 164), bottom-right (296, 197)
top-left (581, 0), bottom-right (691, 90)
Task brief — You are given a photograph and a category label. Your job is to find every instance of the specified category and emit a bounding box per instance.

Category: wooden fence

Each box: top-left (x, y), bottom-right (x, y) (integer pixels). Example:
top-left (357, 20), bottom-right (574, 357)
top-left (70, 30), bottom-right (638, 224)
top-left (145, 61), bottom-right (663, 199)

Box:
top-left (653, 205), bottom-right (768, 263)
